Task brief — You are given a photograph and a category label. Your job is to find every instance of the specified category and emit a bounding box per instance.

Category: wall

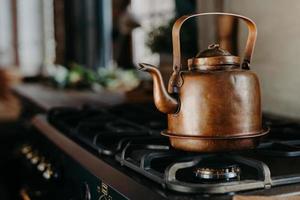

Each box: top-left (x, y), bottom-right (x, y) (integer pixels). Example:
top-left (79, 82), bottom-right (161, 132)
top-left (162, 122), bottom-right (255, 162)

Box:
top-left (17, 0), bottom-right (44, 76)
top-left (210, 0), bottom-right (300, 119)
top-left (0, 0), bottom-right (14, 67)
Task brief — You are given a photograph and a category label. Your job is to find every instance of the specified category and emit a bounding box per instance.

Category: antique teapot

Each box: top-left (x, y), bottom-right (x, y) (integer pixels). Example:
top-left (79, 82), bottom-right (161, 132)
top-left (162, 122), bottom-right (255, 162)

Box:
top-left (138, 13), bottom-right (269, 152)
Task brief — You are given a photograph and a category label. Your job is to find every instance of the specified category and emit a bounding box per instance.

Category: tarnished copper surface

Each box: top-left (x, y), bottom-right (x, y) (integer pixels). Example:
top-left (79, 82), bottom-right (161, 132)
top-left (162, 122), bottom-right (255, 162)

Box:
top-left (167, 70), bottom-right (262, 136)
top-left (188, 44), bottom-right (241, 70)
top-left (187, 56), bottom-right (240, 70)
top-left (138, 63), bottom-right (178, 114)
top-left (138, 12), bottom-right (266, 152)
top-left (166, 133), bottom-right (267, 152)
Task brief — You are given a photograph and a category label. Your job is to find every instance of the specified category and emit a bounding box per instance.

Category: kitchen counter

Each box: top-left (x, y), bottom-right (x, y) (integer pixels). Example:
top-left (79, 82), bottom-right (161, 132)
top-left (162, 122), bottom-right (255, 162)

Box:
top-left (13, 83), bottom-right (123, 111)
top-left (13, 83), bottom-right (153, 111)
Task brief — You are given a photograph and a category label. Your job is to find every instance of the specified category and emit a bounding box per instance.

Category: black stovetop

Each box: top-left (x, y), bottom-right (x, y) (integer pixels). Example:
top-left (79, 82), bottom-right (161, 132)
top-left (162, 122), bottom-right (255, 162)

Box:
top-left (47, 103), bottom-right (300, 198)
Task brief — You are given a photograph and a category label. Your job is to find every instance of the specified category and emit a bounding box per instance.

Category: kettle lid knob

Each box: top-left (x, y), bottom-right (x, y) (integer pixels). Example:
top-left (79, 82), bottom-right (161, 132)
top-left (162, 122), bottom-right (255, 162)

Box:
top-left (197, 43), bottom-right (231, 57)
top-left (208, 43), bottom-right (220, 49)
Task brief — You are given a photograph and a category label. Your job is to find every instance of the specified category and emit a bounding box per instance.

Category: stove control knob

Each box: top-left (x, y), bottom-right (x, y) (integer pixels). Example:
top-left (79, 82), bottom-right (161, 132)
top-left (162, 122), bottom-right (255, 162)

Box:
top-left (42, 164), bottom-right (53, 180)
top-left (27, 150), bottom-right (39, 161)
top-left (37, 159), bottom-right (47, 172)
top-left (21, 145), bottom-right (31, 154)
top-left (25, 151), bottom-right (34, 159)
top-left (30, 154), bottom-right (40, 164)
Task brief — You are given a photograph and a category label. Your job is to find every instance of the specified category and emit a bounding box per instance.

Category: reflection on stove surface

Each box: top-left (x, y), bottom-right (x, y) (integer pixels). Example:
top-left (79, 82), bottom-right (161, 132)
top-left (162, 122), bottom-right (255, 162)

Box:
top-left (47, 103), bottom-right (300, 194)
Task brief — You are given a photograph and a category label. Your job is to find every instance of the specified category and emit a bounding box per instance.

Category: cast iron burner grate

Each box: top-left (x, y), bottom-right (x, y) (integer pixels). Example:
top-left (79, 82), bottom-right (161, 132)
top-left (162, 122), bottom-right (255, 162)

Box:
top-left (115, 138), bottom-right (272, 194)
top-left (115, 137), bottom-right (300, 194)
top-left (47, 104), bottom-right (300, 194)
top-left (257, 140), bottom-right (300, 157)
top-left (47, 103), bottom-right (166, 155)
top-left (263, 114), bottom-right (300, 141)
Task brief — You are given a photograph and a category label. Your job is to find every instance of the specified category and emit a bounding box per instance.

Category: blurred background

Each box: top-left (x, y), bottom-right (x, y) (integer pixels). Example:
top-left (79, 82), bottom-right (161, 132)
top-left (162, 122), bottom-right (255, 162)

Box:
top-left (0, 0), bottom-right (299, 119)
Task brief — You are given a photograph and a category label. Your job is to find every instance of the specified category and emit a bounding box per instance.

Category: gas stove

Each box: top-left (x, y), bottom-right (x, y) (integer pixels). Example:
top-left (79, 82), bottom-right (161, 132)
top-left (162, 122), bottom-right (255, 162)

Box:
top-left (35, 103), bottom-right (300, 199)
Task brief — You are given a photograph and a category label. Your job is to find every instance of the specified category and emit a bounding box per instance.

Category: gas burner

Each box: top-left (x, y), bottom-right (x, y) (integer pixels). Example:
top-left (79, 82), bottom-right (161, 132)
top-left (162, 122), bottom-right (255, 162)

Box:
top-left (194, 164), bottom-right (240, 181)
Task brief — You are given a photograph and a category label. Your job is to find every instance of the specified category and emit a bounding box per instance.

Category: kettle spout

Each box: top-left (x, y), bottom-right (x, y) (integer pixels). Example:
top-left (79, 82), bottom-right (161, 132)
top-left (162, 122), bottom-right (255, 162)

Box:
top-left (138, 63), bottom-right (179, 114)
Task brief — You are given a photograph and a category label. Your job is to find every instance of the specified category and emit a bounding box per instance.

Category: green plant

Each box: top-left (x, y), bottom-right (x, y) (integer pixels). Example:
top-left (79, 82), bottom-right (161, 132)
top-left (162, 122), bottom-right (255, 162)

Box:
top-left (146, 18), bottom-right (198, 57)
top-left (147, 21), bottom-right (173, 54)
top-left (47, 63), bottom-right (140, 92)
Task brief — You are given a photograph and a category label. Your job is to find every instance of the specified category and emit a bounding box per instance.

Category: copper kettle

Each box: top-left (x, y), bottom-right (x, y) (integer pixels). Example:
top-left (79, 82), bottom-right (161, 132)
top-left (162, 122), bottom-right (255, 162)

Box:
top-left (138, 13), bottom-right (269, 152)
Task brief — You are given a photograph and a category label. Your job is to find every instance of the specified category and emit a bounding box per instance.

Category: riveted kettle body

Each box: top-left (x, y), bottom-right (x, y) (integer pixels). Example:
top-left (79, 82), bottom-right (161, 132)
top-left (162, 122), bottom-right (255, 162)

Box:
top-left (138, 13), bottom-right (269, 152)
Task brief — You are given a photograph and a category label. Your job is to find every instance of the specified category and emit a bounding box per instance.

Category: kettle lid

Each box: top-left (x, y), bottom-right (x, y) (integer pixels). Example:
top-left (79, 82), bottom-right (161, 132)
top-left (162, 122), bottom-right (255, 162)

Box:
top-left (188, 44), bottom-right (240, 70)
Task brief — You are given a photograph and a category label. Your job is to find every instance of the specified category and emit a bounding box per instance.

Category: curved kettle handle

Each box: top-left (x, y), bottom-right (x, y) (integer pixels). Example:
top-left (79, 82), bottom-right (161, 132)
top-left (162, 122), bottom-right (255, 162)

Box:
top-left (168, 12), bottom-right (257, 93)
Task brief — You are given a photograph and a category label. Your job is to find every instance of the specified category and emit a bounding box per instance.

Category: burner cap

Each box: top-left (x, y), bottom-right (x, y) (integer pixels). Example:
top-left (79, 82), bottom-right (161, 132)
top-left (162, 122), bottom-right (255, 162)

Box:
top-left (194, 164), bottom-right (240, 180)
